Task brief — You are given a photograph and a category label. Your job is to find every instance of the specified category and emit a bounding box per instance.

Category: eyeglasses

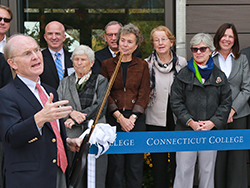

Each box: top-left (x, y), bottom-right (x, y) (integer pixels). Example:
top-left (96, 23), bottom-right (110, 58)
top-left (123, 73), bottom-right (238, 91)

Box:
top-left (0, 17), bottom-right (11, 23)
top-left (106, 33), bottom-right (117, 38)
top-left (153, 37), bottom-right (168, 44)
top-left (190, 47), bottom-right (208, 53)
top-left (11, 48), bottom-right (41, 59)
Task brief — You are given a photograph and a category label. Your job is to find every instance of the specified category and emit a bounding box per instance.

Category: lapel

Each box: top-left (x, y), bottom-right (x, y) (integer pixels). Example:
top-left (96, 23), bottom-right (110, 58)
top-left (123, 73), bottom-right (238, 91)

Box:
top-left (43, 48), bottom-right (59, 82)
top-left (68, 73), bottom-right (82, 111)
top-left (102, 46), bottom-right (113, 59)
top-left (14, 77), bottom-right (56, 132)
top-left (14, 77), bottom-right (43, 113)
top-left (63, 49), bottom-right (73, 77)
top-left (229, 57), bottom-right (240, 80)
top-left (213, 54), bottom-right (239, 81)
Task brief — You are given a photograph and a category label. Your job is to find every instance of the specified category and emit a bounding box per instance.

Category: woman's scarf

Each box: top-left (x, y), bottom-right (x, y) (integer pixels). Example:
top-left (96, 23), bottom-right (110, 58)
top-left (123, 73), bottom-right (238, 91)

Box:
top-left (187, 57), bottom-right (214, 84)
top-left (146, 49), bottom-right (178, 106)
top-left (76, 70), bottom-right (92, 92)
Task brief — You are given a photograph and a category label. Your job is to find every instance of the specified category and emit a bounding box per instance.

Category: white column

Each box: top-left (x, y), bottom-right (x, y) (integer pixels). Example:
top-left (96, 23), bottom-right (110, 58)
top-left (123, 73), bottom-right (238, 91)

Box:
top-left (176, 0), bottom-right (186, 59)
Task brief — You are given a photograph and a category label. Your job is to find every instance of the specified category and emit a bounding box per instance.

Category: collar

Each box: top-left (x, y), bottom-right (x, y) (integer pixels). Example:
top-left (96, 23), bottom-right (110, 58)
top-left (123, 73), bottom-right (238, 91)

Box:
top-left (212, 50), bottom-right (235, 58)
top-left (75, 70), bottom-right (92, 85)
top-left (48, 47), bottom-right (64, 57)
top-left (0, 35), bottom-right (6, 43)
top-left (17, 74), bottom-right (40, 92)
top-left (108, 46), bottom-right (117, 57)
top-left (156, 51), bottom-right (173, 67)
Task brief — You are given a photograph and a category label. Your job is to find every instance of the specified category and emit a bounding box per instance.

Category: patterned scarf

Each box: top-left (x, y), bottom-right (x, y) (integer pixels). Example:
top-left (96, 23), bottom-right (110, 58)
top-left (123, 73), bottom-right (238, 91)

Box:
top-left (146, 50), bottom-right (178, 106)
top-left (76, 70), bottom-right (92, 92)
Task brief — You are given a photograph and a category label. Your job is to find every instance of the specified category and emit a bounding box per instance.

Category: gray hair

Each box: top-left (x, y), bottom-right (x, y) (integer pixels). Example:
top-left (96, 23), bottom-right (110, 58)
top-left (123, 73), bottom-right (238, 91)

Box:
top-left (190, 33), bottom-right (215, 51)
top-left (104, 21), bottom-right (123, 33)
top-left (117, 23), bottom-right (144, 47)
top-left (71, 45), bottom-right (95, 62)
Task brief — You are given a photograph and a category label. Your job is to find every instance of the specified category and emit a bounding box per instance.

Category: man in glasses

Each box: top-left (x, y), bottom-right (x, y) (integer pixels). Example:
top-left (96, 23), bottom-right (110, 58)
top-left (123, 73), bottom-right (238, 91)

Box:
top-left (0, 34), bottom-right (82, 188)
top-left (92, 21), bottom-right (142, 74)
top-left (0, 5), bottom-right (12, 54)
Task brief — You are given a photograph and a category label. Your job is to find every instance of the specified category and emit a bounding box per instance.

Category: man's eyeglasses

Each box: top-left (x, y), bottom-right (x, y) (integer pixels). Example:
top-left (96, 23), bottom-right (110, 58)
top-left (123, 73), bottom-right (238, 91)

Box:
top-left (0, 17), bottom-right (11, 23)
top-left (190, 47), bottom-right (208, 53)
top-left (106, 33), bottom-right (117, 38)
top-left (11, 48), bottom-right (41, 59)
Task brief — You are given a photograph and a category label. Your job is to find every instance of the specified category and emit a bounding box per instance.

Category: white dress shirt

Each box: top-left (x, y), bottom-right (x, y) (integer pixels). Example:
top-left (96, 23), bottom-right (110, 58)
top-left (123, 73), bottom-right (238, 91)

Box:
top-left (108, 46), bottom-right (117, 57)
top-left (48, 47), bottom-right (65, 71)
top-left (212, 51), bottom-right (234, 78)
top-left (0, 35), bottom-right (7, 53)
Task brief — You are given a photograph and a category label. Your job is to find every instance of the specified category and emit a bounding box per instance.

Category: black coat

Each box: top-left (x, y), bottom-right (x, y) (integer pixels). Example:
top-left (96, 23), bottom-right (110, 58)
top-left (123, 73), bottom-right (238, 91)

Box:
top-left (0, 52), bottom-right (12, 88)
top-left (170, 65), bottom-right (232, 131)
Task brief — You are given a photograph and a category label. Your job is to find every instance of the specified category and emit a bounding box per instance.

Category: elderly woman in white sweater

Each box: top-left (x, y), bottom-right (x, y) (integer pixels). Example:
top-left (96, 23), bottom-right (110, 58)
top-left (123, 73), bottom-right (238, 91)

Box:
top-left (144, 26), bottom-right (187, 188)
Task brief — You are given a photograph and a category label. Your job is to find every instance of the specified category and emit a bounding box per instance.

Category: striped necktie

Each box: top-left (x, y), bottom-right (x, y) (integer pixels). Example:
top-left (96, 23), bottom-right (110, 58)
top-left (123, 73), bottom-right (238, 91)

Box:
top-left (36, 83), bottom-right (68, 173)
top-left (55, 52), bottom-right (64, 80)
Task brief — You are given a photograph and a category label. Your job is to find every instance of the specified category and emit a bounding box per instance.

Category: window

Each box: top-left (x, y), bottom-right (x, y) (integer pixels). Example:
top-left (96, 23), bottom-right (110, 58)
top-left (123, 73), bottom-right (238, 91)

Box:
top-left (22, 0), bottom-right (164, 58)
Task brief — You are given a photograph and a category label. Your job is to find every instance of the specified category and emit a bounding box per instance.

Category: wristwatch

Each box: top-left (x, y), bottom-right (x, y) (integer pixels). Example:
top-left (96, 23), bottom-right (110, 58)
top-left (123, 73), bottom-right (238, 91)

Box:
top-left (132, 114), bottom-right (138, 119)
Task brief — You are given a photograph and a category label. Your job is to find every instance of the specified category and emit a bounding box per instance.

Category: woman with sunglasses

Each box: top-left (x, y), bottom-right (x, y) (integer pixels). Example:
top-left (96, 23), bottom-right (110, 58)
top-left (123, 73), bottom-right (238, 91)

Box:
top-left (144, 26), bottom-right (186, 188)
top-left (213, 23), bottom-right (250, 188)
top-left (170, 33), bottom-right (232, 188)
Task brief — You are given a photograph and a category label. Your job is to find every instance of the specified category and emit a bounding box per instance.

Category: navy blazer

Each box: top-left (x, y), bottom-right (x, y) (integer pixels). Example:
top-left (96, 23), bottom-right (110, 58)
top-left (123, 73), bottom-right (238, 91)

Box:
top-left (93, 46), bottom-right (142, 74)
top-left (40, 48), bottom-right (73, 89)
top-left (0, 52), bottom-right (12, 88)
top-left (0, 76), bottom-right (68, 188)
top-left (93, 46), bottom-right (112, 74)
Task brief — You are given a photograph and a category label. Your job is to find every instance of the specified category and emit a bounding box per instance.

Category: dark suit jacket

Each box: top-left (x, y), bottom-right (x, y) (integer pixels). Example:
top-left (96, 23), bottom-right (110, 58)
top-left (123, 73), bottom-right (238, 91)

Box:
top-left (93, 46), bottom-right (142, 74)
top-left (0, 52), bottom-right (12, 88)
top-left (241, 46), bottom-right (250, 63)
top-left (0, 76), bottom-right (68, 188)
top-left (40, 48), bottom-right (73, 89)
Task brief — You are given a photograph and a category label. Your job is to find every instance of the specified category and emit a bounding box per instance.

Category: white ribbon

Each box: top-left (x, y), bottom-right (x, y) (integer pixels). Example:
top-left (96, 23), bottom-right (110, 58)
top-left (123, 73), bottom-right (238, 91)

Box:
top-left (79, 120), bottom-right (116, 188)
top-left (79, 119), bottom-right (117, 158)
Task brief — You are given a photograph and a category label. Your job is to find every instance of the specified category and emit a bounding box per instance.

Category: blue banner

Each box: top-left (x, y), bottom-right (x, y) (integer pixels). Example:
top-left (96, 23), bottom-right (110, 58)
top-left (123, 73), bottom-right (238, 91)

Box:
top-left (106, 130), bottom-right (250, 154)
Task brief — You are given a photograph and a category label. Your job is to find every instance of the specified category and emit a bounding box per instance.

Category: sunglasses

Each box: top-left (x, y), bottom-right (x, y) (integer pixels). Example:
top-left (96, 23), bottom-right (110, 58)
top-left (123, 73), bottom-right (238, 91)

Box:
top-left (0, 17), bottom-right (11, 23)
top-left (190, 47), bottom-right (208, 53)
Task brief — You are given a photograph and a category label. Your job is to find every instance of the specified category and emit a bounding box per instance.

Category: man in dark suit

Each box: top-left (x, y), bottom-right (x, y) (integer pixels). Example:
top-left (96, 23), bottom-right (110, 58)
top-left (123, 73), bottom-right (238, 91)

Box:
top-left (93, 21), bottom-right (141, 74)
top-left (40, 21), bottom-right (74, 89)
top-left (0, 34), bottom-right (82, 188)
top-left (0, 52), bottom-right (12, 87)
top-left (0, 5), bottom-right (13, 188)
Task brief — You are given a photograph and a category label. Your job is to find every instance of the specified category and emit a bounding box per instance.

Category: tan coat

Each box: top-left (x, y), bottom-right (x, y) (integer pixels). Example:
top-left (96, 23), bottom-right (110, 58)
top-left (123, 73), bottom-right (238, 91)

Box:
top-left (145, 53), bottom-right (187, 127)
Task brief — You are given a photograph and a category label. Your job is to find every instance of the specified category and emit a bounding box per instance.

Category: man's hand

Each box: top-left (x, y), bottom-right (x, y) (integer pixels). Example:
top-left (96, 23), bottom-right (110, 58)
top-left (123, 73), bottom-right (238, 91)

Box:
top-left (34, 93), bottom-right (72, 128)
top-left (67, 138), bottom-right (83, 152)
top-left (70, 110), bottom-right (87, 124)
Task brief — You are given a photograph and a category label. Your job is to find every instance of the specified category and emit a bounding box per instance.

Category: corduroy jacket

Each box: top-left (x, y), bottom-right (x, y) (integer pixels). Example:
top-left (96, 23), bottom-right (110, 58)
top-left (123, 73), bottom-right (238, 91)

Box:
top-left (101, 54), bottom-right (150, 114)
